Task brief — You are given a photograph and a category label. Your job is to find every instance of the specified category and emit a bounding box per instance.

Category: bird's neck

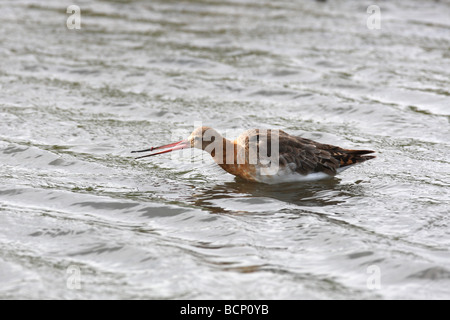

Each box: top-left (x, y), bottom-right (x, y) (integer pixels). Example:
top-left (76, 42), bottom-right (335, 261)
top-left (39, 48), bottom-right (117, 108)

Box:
top-left (206, 137), bottom-right (236, 165)
top-left (207, 138), bottom-right (252, 178)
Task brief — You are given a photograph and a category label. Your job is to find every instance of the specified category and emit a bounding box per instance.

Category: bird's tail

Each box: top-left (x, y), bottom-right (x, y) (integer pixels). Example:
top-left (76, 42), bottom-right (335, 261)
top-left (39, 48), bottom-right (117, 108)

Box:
top-left (334, 149), bottom-right (376, 168)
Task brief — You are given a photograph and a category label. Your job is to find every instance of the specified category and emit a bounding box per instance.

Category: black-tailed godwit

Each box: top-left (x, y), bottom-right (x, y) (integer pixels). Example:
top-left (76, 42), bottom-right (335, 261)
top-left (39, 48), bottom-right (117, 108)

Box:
top-left (132, 127), bottom-right (375, 184)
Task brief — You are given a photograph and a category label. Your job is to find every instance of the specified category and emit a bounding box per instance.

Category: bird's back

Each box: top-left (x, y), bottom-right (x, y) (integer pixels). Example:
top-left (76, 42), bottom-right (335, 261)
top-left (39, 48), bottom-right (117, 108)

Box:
top-left (233, 129), bottom-right (375, 183)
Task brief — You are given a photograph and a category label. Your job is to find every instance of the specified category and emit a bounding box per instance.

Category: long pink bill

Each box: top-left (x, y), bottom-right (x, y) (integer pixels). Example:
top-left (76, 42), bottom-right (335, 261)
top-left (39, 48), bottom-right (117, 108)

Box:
top-left (131, 140), bottom-right (189, 160)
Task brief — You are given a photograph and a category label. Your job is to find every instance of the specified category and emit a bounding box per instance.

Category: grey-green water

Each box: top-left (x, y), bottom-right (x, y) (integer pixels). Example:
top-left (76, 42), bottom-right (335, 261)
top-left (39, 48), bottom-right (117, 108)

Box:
top-left (0, 0), bottom-right (449, 299)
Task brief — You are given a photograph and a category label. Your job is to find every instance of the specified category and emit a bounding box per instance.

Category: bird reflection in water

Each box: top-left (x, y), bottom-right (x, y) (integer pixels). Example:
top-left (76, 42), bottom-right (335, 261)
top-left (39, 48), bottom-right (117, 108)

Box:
top-left (188, 178), bottom-right (348, 215)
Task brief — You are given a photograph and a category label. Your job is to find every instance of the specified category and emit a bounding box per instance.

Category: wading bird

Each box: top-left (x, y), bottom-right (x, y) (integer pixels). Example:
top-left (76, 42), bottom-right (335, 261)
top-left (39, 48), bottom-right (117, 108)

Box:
top-left (132, 127), bottom-right (375, 184)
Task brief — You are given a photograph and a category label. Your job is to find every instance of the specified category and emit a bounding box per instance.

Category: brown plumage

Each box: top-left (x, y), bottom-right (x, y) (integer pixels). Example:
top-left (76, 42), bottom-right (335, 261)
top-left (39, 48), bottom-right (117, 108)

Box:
top-left (230, 129), bottom-right (375, 181)
top-left (132, 127), bottom-right (376, 183)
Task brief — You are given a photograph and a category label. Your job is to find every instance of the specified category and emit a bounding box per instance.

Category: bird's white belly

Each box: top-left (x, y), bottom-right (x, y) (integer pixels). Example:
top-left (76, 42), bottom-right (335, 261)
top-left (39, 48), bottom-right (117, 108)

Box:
top-left (254, 165), bottom-right (349, 184)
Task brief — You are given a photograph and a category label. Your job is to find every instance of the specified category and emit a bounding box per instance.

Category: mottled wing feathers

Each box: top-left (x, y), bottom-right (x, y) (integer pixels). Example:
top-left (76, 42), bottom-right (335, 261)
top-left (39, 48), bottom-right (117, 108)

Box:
top-left (279, 131), bottom-right (375, 176)
top-left (241, 129), bottom-right (375, 177)
top-left (276, 132), bottom-right (337, 176)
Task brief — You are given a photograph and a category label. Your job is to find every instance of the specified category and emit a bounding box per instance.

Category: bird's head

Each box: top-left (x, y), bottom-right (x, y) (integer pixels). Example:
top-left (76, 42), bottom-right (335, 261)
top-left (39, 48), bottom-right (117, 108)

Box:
top-left (187, 126), bottom-right (222, 151)
top-left (132, 126), bottom-right (223, 159)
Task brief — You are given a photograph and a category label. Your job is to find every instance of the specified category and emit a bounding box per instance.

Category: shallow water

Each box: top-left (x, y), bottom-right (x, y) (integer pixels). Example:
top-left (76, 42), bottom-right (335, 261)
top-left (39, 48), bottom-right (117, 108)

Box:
top-left (0, 0), bottom-right (449, 299)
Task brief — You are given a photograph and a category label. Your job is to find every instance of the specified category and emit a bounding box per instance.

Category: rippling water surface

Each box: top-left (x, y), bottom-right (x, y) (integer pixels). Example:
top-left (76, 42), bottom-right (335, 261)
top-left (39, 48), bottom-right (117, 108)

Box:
top-left (0, 0), bottom-right (449, 299)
